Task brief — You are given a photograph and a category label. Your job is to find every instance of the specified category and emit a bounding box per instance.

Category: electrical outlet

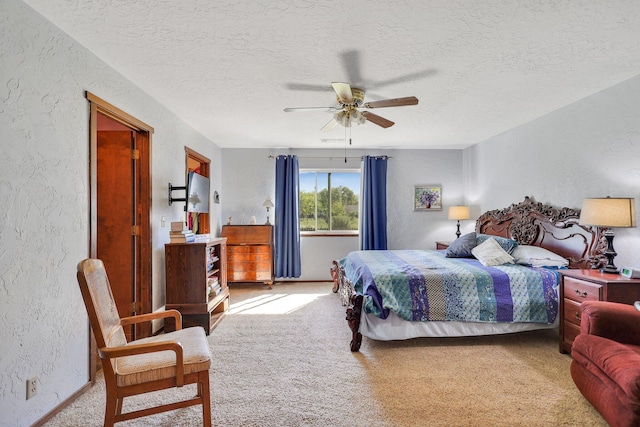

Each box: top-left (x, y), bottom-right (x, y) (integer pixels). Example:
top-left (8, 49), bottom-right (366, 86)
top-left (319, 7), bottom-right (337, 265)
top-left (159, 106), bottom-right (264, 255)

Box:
top-left (26, 376), bottom-right (38, 400)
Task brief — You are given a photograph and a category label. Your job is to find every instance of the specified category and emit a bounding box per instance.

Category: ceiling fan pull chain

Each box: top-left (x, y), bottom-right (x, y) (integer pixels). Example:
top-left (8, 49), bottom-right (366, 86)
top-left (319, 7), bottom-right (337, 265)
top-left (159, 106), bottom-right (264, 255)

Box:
top-left (344, 122), bottom-right (347, 163)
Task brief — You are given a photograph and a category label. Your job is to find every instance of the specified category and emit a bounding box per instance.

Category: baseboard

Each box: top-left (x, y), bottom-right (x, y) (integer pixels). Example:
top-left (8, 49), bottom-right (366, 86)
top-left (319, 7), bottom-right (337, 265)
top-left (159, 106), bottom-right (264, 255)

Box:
top-left (31, 381), bottom-right (93, 427)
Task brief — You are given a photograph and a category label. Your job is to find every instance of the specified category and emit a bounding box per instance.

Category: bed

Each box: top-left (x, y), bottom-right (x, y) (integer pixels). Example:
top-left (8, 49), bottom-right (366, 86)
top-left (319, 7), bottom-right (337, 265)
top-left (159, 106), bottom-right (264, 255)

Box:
top-left (330, 197), bottom-right (607, 352)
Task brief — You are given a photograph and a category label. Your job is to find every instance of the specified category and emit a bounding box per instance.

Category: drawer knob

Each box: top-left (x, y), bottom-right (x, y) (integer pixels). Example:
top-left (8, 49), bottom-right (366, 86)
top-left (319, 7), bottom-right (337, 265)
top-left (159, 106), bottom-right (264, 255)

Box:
top-left (574, 289), bottom-right (588, 298)
top-left (574, 311), bottom-right (581, 321)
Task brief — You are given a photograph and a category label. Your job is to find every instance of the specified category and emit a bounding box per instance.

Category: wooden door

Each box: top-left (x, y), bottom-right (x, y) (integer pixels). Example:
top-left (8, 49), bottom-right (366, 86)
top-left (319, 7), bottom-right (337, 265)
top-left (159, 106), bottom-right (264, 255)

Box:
top-left (97, 129), bottom-right (135, 338)
top-left (87, 92), bottom-right (153, 381)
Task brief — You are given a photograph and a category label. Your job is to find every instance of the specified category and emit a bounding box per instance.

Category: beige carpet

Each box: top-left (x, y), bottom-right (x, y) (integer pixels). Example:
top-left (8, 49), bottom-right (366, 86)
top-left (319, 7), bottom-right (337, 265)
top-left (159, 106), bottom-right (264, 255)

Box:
top-left (45, 282), bottom-right (606, 426)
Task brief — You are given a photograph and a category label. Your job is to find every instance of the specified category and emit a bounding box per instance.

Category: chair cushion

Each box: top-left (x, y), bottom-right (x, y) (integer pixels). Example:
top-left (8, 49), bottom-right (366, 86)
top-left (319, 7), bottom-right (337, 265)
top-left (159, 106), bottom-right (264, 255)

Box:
top-left (572, 333), bottom-right (640, 407)
top-left (115, 327), bottom-right (211, 387)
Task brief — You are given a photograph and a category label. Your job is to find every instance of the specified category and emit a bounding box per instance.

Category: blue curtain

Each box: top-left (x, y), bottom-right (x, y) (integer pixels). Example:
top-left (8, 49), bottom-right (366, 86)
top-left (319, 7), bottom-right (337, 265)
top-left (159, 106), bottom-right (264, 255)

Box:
top-left (274, 155), bottom-right (301, 278)
top-left (360, 155), bottom-right (388, 250)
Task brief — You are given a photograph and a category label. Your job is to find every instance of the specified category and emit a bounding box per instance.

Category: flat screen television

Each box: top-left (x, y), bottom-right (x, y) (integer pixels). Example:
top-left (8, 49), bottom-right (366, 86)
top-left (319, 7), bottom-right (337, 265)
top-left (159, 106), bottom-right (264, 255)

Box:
top-left (187, 171), bottom-right (210, 213)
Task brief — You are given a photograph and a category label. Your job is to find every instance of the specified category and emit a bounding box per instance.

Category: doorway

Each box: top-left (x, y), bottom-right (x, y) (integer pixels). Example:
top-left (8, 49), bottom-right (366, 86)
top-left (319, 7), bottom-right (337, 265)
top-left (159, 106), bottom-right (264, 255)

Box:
top-left (87, 92), bottom-right (153, 369)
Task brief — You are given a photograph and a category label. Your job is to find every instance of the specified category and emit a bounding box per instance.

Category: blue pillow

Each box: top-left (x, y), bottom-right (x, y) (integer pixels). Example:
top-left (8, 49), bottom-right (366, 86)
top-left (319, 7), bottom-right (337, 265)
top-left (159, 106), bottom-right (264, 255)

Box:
top-left (445, 232), bottom-right (477, 258)
top-left (476, 233), bottom-right (518, 254)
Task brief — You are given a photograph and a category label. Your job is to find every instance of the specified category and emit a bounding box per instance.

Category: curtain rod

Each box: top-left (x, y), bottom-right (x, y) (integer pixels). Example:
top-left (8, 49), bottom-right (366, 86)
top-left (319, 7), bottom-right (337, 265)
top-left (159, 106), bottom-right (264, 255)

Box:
top-left (267, 155), bottom-right (391, 159)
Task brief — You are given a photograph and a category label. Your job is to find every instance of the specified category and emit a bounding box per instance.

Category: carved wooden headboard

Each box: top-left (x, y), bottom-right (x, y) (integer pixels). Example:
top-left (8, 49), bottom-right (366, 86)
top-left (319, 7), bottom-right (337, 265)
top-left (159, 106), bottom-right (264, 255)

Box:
top-left (475, 197), bottom-right (606, 269)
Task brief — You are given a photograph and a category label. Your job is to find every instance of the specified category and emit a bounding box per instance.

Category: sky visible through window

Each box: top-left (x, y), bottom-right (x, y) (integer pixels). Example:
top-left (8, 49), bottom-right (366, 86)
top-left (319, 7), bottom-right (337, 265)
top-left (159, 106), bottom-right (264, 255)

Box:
top-left (299, 171), bottom-right (360, 195)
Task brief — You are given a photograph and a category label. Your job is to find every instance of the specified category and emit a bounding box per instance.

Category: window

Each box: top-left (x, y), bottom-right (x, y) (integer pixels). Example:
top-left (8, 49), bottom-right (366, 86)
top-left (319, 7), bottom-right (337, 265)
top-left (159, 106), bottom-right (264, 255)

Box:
top-left (299, 169), bottom-right (360, 233)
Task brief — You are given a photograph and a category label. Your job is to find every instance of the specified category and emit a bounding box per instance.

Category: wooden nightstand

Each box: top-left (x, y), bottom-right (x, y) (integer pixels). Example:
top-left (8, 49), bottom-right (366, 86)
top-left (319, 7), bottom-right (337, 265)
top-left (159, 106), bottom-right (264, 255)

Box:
top-left (559, 269), bottom-right (640, 354)
top-left (436, 241), bottom-right (451, 250)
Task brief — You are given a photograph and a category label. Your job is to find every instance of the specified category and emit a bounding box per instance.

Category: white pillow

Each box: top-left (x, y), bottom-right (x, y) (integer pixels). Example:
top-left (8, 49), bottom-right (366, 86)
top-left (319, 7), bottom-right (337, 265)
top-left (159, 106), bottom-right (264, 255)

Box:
top-left (511, 245), bottom-right (569, 268)
top-left (471, 237), bottom-right (515, 267)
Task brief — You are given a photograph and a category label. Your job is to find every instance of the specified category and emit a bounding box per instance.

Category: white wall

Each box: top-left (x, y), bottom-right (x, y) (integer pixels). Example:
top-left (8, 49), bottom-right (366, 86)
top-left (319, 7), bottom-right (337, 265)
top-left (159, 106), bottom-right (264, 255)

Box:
top-left (221, 148), bottom-right (464, 281)
top-left (464, 74), bottom-right (640, 270)
top-left (0, 1), bottom-right (222, 425)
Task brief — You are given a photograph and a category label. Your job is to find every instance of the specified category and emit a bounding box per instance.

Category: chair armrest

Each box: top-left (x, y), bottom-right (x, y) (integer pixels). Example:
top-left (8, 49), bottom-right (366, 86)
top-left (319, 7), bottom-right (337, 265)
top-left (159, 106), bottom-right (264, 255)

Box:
top-left (99, 340), bottom-right (186, 386)
top-left (580, 300), bottom-right (640, 346)
top-left (120, 309), bottom-right (182, 330)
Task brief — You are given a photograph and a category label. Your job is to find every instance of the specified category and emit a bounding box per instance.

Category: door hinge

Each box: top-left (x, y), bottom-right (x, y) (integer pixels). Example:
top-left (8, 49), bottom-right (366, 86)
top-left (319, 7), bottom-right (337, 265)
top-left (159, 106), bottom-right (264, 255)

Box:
top-left (132, 225), bottom-right (140, 236)
top-left (130, 302), bottom-right (142, 314)
top-left (132, 149), bottom-right (140, 160)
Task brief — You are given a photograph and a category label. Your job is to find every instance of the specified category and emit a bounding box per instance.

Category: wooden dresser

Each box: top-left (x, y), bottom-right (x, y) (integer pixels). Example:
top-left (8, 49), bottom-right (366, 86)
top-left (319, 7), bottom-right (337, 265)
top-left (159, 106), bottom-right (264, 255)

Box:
top-left (559, 269), bottom-right (640, 354)
top-left (221, 225), bottom-right (274, 288)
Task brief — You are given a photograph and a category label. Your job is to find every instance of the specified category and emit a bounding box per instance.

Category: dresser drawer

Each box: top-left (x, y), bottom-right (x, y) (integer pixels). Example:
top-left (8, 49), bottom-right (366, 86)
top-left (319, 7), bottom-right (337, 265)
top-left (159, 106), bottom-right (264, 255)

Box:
top-left (228, 245), bottom-right (258, 254)
top-left (229, 261), bottom-right (270, 271)
top-left (228, 252), bottom-right (256, 262)
top-left (229, 270), bottom-right (271, 282)
top-left (563, 277), bottom-right (601, 302)
top-left (563, 298), bottom-right (583, 327)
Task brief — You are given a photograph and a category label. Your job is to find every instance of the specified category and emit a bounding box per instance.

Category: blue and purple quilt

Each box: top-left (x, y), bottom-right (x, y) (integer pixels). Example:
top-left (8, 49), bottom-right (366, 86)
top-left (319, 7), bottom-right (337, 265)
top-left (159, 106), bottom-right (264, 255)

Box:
top-left (340, 250), bottom-right (559, 324)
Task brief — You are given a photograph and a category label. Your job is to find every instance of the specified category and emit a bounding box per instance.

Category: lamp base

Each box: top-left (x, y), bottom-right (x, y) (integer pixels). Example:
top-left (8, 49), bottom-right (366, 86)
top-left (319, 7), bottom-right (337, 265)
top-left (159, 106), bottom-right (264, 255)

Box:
top-left (455, 221), bottom-right (461, 239)
top-left (600, 230), bottom-right (619, 274)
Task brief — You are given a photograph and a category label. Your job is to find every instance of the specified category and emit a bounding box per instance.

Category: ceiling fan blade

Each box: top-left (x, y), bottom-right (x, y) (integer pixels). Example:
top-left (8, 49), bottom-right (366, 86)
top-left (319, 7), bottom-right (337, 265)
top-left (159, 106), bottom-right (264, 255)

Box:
top-left (285, 83), bottom-right (333, 92)
top-left (331, 82), bottom-right (354, 104)
top-left (320, 118), bottom-right (338, 132)
top-left (368, 69), bottom-right (437, 89)
top-left (362, 111), bottom-right (394, 128)
top-left (284, 107), bottom-right (338, 112)
top-left (363, 96), bottom-right (419, 109)
top-left (340, 50), bottom-right (363, 86)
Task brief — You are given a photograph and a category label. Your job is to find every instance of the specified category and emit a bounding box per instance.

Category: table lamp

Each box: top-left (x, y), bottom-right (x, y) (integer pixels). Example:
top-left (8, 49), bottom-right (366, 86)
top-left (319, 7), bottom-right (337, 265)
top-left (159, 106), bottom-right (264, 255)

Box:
top-left (448, 205), bottom-right (470, 239)
top-left (579, 197), bottom-right (636, 273)
top-left (263, 197), bottom-right (274, 225)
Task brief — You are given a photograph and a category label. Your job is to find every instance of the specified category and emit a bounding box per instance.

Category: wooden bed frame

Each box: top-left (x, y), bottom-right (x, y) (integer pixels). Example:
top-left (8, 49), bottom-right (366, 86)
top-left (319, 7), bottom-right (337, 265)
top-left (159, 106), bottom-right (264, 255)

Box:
top-left (330, 197), bottom-right (607, 351)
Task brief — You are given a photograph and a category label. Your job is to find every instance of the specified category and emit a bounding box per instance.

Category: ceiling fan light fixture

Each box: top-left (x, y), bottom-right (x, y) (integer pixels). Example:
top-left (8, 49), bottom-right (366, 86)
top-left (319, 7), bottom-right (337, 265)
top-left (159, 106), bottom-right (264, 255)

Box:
top-left (335, 109), bottom-right (365, 127)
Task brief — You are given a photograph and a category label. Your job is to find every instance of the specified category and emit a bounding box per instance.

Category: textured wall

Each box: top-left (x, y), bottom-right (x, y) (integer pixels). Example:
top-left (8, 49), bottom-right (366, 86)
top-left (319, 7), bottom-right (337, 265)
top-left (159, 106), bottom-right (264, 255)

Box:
top-left (0, 1), bottom-right (222, 425)
top-left (221, 148), bottom-right (464, 280)
top-left (464, 74), bottom-right (640, 269)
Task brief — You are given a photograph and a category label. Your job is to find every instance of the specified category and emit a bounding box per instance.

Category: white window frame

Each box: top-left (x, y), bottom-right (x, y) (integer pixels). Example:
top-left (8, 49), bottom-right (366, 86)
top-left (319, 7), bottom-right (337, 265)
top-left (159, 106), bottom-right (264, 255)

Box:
top-left (299, 168), bottom-right (361, 235)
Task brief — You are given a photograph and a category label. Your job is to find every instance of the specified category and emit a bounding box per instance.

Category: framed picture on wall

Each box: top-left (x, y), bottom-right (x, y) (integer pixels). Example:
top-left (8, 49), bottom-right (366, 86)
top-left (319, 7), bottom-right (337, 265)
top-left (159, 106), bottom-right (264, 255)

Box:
top-left (414, 185), bottom-right (442, 211)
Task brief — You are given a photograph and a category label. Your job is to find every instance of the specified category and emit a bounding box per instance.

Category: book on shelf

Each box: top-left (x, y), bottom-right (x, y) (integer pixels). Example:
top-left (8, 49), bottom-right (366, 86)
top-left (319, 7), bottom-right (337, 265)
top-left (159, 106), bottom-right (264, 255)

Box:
top-left (207, 276), bottom-right (222, 298)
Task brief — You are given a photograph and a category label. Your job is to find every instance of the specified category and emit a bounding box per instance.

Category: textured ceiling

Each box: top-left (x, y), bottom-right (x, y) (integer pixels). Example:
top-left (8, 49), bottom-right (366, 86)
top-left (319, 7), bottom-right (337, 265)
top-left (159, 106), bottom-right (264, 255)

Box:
top-left (21, 0), bottom-right (640, 150)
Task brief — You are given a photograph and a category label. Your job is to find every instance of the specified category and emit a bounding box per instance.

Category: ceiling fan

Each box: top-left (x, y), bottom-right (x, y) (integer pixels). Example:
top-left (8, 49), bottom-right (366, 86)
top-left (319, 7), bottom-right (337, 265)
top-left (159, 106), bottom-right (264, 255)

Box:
top-left (284, 82), bottom-right (419, 131)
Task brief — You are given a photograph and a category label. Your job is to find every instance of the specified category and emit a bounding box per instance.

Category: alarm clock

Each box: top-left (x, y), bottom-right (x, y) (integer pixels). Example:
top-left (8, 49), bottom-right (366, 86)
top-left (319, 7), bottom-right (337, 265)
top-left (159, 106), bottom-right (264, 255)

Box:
top-left (620, 267), bottom-right (640, 279)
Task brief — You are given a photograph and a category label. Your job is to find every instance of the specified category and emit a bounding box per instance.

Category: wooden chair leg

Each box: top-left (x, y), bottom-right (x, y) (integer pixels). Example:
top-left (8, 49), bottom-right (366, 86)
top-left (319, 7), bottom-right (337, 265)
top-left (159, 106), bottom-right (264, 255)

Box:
top-left (200, 372), bottom-right (212, 427)
top-left (104, 391), bottom-right (117, 427)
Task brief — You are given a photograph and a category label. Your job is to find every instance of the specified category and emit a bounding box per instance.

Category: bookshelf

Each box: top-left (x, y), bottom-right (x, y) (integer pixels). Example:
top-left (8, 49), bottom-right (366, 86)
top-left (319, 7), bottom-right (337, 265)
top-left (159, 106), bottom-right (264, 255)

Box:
top-left (164, 237), bottom-right (228, 335)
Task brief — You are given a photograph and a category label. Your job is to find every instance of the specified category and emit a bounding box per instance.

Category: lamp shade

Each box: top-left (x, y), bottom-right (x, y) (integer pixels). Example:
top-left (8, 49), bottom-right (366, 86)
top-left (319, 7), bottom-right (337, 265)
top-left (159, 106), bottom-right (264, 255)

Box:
top-left (579, 197), bottom-right (636, 228)
top-left (448, 205), bottom-right (470, 221)
top-left (263, 197), bottom-right (274, 208)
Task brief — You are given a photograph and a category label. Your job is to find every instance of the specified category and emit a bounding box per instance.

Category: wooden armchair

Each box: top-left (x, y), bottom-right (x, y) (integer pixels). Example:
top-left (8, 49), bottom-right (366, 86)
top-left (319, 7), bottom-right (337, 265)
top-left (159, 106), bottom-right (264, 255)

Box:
top-left (76, 259), bottom-right (212, 427)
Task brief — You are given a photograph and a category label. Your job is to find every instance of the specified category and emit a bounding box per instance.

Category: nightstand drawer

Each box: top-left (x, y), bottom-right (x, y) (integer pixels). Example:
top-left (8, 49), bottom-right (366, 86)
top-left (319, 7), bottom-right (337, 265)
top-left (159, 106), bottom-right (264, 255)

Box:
top-left (563, 298), bottom-right (583, 327)
top-left (563, 277), bottom-right (601, 302)
top-left (564, 321), bottom-right (581, 349)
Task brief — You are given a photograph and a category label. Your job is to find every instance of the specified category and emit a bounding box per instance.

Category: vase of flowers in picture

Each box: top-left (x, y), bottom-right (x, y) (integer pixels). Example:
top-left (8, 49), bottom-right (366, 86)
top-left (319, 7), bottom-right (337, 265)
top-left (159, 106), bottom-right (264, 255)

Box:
top-left (416, 187), bottom-right (441, 210)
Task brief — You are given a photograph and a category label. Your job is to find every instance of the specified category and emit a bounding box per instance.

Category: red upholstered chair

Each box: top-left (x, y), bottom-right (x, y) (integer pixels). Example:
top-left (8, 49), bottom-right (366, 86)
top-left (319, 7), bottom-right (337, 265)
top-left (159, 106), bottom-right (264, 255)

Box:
top-left (570, 300), bottom-right (640, 427)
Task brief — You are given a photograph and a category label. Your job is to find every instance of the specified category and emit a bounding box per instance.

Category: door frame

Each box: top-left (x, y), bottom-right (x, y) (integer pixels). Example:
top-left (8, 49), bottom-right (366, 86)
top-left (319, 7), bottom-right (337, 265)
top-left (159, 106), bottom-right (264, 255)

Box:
top-left (86, 91), bottom-right (154, 379)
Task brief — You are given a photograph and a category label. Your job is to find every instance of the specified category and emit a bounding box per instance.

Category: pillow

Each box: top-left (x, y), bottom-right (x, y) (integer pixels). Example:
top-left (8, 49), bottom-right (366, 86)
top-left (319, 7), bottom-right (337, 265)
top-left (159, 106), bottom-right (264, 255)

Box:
top-left (511, 245), bottom-right (569, 268)
top-left (445, 232), bottom-right (477, 258)
top-left (476, 234), bottom-right (518, 254)
top-left (471, 237), bottom-right (515, 267)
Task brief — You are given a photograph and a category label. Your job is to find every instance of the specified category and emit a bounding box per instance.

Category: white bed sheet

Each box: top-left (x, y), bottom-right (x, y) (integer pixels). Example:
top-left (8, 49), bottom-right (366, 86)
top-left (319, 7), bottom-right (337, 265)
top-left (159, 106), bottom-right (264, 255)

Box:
top-left (359, 309), bottom-right (559, 341)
